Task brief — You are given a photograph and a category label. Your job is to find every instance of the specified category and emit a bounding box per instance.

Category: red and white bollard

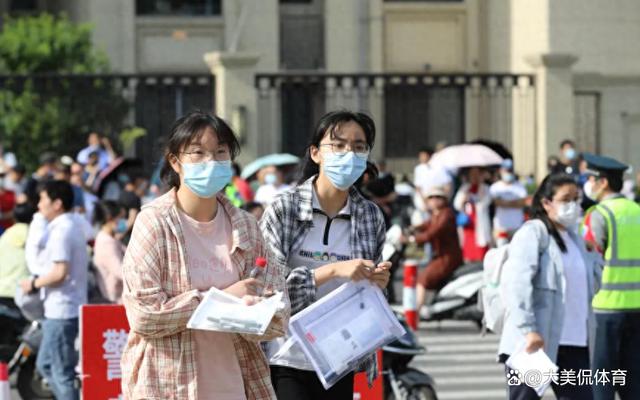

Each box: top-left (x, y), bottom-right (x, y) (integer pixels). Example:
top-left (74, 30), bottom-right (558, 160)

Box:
top-left (0, 362), bottom-right (10, 400)
top-left (403, 260), bottom-right (418, 330)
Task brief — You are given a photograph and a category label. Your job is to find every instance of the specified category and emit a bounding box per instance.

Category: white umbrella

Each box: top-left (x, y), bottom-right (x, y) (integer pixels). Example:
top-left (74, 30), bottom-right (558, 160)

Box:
top-left (429, 144), bottom-right (504, 170)
top-left (241, 153), bottom-right (301, 180)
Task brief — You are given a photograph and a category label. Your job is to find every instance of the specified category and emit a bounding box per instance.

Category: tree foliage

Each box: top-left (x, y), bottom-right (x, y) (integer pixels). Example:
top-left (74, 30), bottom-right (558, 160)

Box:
top-left (0, 13), bottom-right (109, 74)
top-left (0, 14), bottom-right (136, 171)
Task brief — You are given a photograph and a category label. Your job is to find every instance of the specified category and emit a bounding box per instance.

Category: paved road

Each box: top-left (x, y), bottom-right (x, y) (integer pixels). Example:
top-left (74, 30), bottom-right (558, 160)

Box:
top-left (411, 320), bottom-right (555, 400)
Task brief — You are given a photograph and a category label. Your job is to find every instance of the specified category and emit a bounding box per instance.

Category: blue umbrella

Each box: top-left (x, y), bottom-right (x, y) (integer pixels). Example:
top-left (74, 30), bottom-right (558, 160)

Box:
top-left (241, 153), bottom-right (301, 180)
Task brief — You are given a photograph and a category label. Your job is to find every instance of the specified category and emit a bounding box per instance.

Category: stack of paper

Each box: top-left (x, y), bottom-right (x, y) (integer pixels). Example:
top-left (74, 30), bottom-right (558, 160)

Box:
top-left (506, 343), bottom-right (559, 397)
top-left (187, 287), bottom-right (284, 335)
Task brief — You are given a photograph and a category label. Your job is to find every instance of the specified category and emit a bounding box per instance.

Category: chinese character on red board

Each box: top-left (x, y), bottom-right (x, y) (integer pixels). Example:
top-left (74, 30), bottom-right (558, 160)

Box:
top-left (103, 329), bottom-right (127, 381)
top-left (81, 305), bottom-right (130, 400)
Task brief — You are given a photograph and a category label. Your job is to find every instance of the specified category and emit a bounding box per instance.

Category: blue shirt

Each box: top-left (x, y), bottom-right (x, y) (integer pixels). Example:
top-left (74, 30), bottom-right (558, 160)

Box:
top-left (41, 213), bottom-right (88, 319)
top-left (77, 146), bottom-right (112, 170)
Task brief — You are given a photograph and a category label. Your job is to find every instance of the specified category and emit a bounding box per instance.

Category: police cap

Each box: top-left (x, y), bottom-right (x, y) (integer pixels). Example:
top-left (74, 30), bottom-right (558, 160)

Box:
top-left (582, 152), bottom-right (628, 178)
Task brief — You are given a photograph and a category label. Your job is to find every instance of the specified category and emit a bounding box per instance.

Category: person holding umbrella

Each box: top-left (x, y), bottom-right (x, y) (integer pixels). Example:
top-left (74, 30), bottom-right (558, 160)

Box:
top-left (428, 144), bottom-right (503, 261)
top-left (255, 165), bottom-right (291, 206)
top-left (454, 167), bottom-right (493, 262)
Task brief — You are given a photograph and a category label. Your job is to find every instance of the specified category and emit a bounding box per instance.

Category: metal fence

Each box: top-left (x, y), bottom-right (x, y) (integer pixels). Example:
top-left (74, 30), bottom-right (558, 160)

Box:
top-left (255, 72), bottom-right (536, 172)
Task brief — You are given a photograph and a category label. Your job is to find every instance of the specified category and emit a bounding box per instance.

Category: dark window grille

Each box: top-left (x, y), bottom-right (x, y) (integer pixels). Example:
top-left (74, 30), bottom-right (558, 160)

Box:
top-left (136, 0), bottom-right (221, 16)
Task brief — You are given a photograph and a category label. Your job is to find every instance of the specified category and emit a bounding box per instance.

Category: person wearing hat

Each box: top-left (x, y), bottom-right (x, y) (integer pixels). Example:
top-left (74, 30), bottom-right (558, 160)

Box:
top-left (581, 153), bottom-right (640, 400)
top-left (490, 159), bottom-right (529, 247)
top-left (404, 186), bottom-right (463, 316)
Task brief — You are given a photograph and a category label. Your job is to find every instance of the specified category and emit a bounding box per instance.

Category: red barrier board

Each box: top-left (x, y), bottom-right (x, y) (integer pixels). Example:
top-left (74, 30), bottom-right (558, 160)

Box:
top-left (80, 304), bottom-right (129, 400)
top-left (353, 350), bottom-right (383, 400)
top-left (80, 304), bottom-right (383, 399)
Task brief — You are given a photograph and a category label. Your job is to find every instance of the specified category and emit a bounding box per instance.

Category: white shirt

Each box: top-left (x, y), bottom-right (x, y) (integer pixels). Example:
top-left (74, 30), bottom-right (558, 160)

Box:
top-left (559, 231), bottom-right (589, 347)
top-left (490, 180), bottom-right (527, 231)
top-left (255, 183), bottom-right (291, 206)
top-left (40, 213), bottom-right (89, 319)
top-left (267, 189), bottom-right (352, 371)
top-left (25, 212), bottom-right (49, 276)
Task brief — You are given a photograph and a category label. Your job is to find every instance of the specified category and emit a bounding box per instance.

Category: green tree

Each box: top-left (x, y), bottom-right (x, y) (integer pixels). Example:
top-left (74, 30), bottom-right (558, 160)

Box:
top-left (0, 13), bottom-right (108, 74)
top-left (0, 13), bottom-right (137, 171)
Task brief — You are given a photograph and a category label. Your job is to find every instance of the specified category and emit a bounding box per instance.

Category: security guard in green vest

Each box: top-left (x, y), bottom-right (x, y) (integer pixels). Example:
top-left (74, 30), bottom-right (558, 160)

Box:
top-left (581, 153), bottom-right (640, 400)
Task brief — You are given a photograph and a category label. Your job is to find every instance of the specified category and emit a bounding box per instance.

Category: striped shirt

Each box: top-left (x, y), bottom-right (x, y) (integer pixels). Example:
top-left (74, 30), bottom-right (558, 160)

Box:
top-left (120, 190), bottom-right (290, 400)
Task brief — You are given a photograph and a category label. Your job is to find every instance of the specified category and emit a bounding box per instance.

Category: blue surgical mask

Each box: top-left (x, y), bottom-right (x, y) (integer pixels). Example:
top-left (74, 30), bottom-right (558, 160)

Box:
top-left (264, 173), bottom-right (278, 185)
top-left (116, 218), bottom-right (128, 234)
top-left (501, 172), bottom-right (515, 183)
top-left (181, 160), bottom-right (233, 198)
top-left (564, 148), bottom-right (577, 161)
top-left (322, 151), bottom-right (367, 191)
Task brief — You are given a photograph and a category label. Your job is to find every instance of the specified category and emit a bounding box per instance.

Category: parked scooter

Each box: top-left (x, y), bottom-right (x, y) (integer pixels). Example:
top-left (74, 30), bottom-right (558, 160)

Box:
top-left (383, 311), bottom-right (438, 400)
top-left (0, 301), bottom-right (52, 399)
top-left (4, 259), bottom-right (108, 400)
top-left (420, 262), bottom-right (484, 328)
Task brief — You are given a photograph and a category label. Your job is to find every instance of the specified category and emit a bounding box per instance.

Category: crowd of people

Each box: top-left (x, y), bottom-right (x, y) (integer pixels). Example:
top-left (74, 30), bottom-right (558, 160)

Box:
top-left (405, 140), bottom-right (640, 400)
top-left (0, 109), bottom-right (638, 400)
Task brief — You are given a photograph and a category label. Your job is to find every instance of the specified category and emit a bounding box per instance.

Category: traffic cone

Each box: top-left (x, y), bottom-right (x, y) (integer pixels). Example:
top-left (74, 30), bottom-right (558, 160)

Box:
top-left (0, 362), bottom-right (10, 400)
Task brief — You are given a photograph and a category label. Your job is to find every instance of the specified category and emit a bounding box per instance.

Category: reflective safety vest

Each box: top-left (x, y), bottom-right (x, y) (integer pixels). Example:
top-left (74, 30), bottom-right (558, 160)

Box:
top-left (225, 184), bottom-right (244, 208)
top-left (590, 197), bottom-right (640, 311)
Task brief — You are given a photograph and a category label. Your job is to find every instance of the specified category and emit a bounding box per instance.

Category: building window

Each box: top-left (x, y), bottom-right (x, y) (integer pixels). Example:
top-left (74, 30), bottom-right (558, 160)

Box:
top-left (136, 0), bottom-right (221, 16)
top-left (384, 86), bottom-right (464, 157)
top-left (9, 0), bottom-right (38, 13)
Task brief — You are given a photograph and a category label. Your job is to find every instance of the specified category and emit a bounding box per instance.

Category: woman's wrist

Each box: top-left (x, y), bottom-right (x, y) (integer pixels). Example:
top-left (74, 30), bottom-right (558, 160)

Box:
top-left (314, 263), bottom-right (337, 286)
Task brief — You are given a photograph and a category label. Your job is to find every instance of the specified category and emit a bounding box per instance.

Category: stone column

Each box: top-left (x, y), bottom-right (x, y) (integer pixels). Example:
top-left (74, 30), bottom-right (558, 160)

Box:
top-left (204, 52), bottom-right (260, 166)
top-left (526, 53), bottom-right (578, 179)
top-left (325, 0), bottom-right (368, 72)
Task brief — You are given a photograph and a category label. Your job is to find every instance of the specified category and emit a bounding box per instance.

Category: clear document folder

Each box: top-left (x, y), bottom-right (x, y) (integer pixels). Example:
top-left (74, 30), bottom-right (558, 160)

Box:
top-left (187, 287), bottom-right (284, 335)
top-left (288, 281), bottom-right (405, 389)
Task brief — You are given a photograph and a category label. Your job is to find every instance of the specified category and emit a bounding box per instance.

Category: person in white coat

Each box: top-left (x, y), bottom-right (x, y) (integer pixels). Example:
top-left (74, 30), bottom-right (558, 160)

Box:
top-left (454, 167), bottom-right (492, 262)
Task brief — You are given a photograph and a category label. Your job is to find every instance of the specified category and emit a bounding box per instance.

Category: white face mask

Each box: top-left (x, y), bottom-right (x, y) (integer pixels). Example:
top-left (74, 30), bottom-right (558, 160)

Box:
top-left (555, 201), bottom-right (580, 228)
top-left (583, 179), bottom-right (603, 202)
top-left (501, 172), bottom-right (515, 183)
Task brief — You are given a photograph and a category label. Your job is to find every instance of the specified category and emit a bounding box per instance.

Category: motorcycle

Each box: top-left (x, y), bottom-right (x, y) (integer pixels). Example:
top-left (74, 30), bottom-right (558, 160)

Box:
top-left (0, 301), bottom-right (52, 399)
top-left (384, 217), bottom-right (484, 328)
top-left (383, 311), bottom-right (437, 400)
top-left (420, 262), bottom-right (484, 328)
top-left (3, 260), bottom-right (108, 400)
